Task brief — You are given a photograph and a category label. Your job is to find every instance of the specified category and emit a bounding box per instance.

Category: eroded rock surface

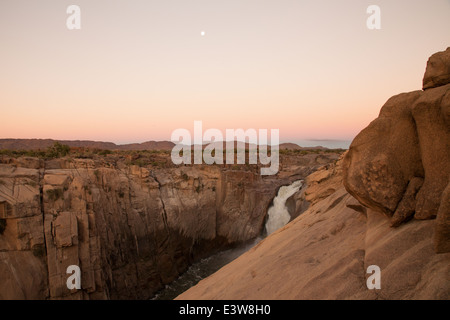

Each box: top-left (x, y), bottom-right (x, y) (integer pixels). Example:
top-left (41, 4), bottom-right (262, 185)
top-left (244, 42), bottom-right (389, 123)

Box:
top-left (423, 47), bottom-right (450, 90)
top-left (343, 48), bottom-right (450, 252)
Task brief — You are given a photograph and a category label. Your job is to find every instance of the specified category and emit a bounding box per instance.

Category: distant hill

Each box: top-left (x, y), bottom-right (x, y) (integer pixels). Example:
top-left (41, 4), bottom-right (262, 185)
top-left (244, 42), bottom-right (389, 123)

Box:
top-left (279, 143), bottom-right (329, 151)
top-left (279, 143), bottom-right (302, 150)
top-left (116, 141), bottom-right (175, 151)
top-left (0, 139), bottom-right (334, 151)
top-left (0, 139), bottom-right (175, 151)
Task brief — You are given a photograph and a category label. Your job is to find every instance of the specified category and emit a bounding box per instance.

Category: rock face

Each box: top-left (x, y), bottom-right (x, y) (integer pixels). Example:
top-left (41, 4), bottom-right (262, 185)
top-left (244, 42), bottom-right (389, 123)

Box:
top-left (177, 155), bottom-right (450, 300)
top-left (423, 47), bottom-right (450, 90)
top-left (343, 48), bottom-right (450, 253)
top-left (0, 152), bottom-right (338, 299)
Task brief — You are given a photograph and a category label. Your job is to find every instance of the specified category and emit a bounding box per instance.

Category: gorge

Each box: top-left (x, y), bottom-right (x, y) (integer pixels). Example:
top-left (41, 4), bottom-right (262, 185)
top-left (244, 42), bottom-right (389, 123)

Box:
top-left (0, 147), bottom-right (337, 299)
top-left (153, 178), bottom-right (305, 299)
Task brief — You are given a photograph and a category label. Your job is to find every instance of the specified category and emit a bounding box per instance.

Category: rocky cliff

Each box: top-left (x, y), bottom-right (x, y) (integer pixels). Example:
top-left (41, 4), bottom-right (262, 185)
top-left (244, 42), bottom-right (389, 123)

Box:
top-left (0, 151), bottom-right (338, 299)
top-left (177, 49), bottom-right (450, 300)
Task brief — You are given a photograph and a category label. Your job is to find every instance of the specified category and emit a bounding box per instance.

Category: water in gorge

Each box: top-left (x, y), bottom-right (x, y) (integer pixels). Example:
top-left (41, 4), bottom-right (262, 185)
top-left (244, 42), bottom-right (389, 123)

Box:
top-left (264, 180), bottom-right (304, 235)
top-left (151, 238), bottom-right (262, 300)
top-left (152, 179), bottom-right (304, 300)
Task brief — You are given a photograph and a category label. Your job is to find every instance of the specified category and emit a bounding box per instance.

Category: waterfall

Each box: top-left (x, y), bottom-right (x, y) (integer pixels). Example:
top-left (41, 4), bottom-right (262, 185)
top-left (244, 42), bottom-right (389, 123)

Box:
top-left (265, 180), bottom-right (304, 235)
top-left (153, 179), bottom-right (304, 299)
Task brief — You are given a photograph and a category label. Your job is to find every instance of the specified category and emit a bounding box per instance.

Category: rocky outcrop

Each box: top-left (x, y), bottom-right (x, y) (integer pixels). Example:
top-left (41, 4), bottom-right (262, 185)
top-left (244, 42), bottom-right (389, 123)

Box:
top-left (0, 152), bottom-right (339, 299)
top-left (423, 47), bottom-right (450, 90)
top-left (177, 155), bottom-right (450, 299)
top-left (343, 48), bottom-right (450, 253)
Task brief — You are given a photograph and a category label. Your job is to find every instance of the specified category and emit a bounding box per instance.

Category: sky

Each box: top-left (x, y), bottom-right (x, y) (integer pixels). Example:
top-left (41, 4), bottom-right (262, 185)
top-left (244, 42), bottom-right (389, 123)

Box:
top-left (0, 0), bottom-right (449, 146)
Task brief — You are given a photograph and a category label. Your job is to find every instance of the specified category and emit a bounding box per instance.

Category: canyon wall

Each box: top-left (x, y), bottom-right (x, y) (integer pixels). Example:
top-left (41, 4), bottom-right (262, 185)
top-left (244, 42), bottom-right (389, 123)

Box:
top-left (0, 153), bottom-right (337, 299)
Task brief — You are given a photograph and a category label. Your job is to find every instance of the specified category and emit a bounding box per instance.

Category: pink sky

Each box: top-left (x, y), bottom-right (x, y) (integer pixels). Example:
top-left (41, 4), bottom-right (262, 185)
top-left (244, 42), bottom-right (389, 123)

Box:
top-left (1, 0), bottom-right (449, 145)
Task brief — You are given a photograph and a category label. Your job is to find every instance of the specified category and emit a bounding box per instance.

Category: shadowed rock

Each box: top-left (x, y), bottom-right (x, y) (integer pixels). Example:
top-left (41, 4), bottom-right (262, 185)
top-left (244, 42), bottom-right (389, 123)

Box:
top-left (435, 183), bottom-right (450, 253)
